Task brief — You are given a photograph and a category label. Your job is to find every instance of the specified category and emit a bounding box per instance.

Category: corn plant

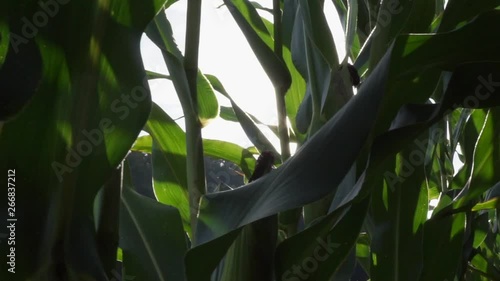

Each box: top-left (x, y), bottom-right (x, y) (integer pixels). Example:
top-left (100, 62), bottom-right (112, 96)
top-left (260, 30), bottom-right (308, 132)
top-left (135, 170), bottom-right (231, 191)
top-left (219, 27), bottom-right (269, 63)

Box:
top-left (1, 0), bottom-right (500, 280)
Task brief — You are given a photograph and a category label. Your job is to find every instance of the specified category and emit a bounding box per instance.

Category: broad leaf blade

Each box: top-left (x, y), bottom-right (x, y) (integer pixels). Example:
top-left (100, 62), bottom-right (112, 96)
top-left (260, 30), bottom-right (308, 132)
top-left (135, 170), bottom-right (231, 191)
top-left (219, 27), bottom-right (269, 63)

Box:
top-left (120, 164), bottom-right (188, 281)
top-left (0, 0), bottom-right (166, 279)
top-left (145, 103), bottom-right (191, 236)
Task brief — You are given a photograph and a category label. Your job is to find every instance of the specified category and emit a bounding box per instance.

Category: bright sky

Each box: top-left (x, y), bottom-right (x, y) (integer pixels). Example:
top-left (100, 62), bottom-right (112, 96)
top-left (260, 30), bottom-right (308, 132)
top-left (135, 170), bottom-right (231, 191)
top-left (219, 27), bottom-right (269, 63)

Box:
top-left (140, 0), bottom-right (345, 150)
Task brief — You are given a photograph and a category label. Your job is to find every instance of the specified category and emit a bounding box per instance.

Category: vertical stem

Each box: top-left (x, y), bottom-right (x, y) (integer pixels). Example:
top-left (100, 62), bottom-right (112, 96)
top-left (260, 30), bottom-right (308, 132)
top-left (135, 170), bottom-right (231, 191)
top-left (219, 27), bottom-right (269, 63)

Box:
top-left (273, 0), bottom-right (300, 236)
top-left (185, 0), bottom-right (202, 75)
top-left (273, 0), bottom-right (290, 162)
top-left (276, 94), bottom-right (290, 160)
top-left (184, 0), bottom-right (206, 243)
top-left (273, 0), bottom-right (283, 59)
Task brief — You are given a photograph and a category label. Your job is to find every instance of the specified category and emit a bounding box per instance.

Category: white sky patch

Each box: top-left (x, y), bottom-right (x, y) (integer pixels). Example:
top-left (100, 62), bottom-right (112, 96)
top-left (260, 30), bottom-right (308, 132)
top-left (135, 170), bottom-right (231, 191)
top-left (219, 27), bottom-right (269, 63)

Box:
top-left (324, 0), bottom-right (346, 61)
